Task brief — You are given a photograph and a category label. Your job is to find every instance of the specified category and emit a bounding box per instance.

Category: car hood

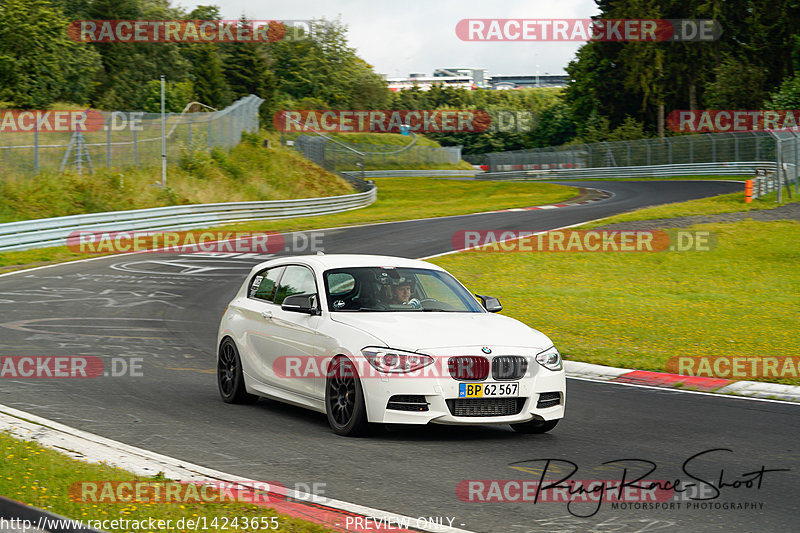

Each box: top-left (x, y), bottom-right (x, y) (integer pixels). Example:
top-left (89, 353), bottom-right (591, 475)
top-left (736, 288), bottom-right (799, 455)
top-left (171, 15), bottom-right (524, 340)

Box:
top-left (329, 312), bottom-right (552, 352)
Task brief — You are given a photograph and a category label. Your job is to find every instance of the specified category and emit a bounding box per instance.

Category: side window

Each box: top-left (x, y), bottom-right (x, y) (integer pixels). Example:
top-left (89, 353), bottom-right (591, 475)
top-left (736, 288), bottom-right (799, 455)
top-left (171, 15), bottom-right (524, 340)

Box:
top-left (250, 266), bottom-right (285, 302)
top-left (274, 265), bottom-right (317, 305)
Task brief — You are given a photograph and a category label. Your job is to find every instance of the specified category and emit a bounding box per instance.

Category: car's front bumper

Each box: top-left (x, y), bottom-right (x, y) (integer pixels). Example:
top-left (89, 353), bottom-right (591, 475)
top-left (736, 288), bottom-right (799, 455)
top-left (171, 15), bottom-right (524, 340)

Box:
top-left (358, 350), bottom-right (566, 425)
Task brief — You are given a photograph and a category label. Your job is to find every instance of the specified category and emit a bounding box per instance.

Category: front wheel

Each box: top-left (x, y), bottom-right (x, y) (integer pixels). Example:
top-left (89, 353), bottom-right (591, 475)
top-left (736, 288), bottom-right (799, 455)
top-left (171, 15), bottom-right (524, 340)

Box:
top-left (217, 338), bottom-right (258, 404)
top-left (325, 357), bottom-right (369, 436)
top-left (510, 418), bottom-right (559, 434)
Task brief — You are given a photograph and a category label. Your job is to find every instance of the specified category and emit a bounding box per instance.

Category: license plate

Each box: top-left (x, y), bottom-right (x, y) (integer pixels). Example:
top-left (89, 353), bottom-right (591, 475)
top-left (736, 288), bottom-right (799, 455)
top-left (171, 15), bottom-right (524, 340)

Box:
top-left (459, 382), bottom-right (519, 398)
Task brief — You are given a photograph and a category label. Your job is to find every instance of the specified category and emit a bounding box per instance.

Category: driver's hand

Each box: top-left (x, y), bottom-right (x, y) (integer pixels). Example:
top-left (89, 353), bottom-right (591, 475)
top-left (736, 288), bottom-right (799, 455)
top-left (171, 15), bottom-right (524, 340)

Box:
top-left (405, 298), bottom-right (422, 309)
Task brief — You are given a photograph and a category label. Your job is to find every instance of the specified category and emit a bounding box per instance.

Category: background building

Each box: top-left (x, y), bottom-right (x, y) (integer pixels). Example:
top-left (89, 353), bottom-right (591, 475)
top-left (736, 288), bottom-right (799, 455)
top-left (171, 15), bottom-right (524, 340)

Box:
top-left (385, 68), bottom-right (568, 91)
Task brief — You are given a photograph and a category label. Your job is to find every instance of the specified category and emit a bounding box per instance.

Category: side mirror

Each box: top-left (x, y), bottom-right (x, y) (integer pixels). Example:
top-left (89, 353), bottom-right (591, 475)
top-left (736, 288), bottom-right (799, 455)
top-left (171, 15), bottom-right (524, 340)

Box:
top-left (282, 294), bottom-right (321, 315)
top-left (475, 294), bottom-right (502, 313)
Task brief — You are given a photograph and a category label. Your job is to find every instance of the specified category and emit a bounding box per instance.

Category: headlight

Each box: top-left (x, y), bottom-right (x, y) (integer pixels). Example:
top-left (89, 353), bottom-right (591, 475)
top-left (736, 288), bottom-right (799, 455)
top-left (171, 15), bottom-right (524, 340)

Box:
top-left (535, 346), bottom-right (562, 371)
top-left (362, 347), bottom-right (434, 373)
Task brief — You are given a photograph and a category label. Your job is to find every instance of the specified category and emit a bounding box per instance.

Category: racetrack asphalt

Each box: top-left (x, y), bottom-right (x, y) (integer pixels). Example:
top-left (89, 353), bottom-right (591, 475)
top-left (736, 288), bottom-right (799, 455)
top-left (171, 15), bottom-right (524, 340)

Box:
top-left (1, 180), bottom-right (797, 533)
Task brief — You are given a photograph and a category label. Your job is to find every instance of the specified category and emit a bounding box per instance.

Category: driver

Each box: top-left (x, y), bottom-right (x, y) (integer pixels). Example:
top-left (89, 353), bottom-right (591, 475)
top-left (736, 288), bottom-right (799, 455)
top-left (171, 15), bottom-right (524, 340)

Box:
top-left (391, 277), bottom-right (421, 308)
top-left (393, 279), bottom-right (413, 304)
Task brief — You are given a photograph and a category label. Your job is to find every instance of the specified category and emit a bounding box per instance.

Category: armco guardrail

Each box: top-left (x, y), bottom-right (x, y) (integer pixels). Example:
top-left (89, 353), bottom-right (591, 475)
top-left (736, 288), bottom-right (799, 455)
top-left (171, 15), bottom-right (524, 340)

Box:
top-left (0, 186), bottom-right (376, 252)
top-left (342, 169), bottom-right (482, 178)
top-left (479, 161), bottom-right (776, 180)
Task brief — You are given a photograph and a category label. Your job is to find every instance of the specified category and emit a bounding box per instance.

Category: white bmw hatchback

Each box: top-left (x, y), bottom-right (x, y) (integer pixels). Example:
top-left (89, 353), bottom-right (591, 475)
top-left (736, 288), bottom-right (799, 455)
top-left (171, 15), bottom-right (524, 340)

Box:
top-left (217, 254), bottom-right (565, 436)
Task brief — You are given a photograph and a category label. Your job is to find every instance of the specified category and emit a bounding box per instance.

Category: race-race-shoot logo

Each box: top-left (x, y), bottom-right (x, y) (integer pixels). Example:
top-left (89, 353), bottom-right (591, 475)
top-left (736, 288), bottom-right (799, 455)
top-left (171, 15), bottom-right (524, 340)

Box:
top-left (465, 451), bottom-right (788, 517)
top-left (456, 19), bottom-right (721, 42)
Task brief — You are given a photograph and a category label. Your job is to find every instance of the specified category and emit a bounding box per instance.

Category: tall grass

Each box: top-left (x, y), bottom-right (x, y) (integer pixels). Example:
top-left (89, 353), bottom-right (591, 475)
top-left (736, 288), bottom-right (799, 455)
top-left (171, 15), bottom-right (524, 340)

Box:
top-left (0, 132), bottom-right (352, 223)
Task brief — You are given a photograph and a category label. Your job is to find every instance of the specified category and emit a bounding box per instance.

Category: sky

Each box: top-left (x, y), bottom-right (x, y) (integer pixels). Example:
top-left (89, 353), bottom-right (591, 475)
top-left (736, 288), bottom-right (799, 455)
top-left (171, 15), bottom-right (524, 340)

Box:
top-left (173, 0), bottom-right (601, 77)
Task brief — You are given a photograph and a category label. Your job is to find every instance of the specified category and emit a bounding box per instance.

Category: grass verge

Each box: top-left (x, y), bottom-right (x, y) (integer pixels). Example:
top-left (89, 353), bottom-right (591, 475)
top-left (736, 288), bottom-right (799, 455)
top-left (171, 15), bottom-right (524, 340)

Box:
top-left (431, 217), bottom-right (799, 386)
top-left (278, 131), bottom-right (474, 171)
top-left (0, 431), bottom-right (331, 533)
top-left (282, 131), bottom-right (444, 147)
top-left (579, 189), bottom-right (799, 229)
top-left (0, 131), bottom-right (352, 224)
top-left (222, 177), bottom-right (576, 233)
top-left (0, 178), bottom-right (577, 273)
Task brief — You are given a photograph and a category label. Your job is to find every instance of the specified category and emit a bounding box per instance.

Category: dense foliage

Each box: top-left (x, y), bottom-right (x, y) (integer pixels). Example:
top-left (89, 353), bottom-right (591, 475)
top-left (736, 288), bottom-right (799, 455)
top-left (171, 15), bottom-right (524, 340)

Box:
top-left (2, 0), bottom-right (800, 155)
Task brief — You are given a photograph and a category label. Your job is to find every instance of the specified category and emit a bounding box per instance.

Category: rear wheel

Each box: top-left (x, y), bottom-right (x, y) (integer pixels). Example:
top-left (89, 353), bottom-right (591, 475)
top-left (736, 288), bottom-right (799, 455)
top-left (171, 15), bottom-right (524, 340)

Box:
top-left (326, 357), bottom-right (369, 436)
top-left (511, 418), bottom-right (559, 434)
top-left (217, 338), bottom-right (258, 404)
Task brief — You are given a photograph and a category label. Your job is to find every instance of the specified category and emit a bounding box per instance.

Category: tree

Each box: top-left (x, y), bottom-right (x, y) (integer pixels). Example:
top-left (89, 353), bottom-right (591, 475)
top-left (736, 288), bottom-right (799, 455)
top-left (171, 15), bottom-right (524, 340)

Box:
top-left (87, 0), bottom-right (191, 109)
top-left (343, 59), bottom-right (390, 109)
top-left (270, 17), bottom-right (390, 109)
top-left (577, 111), bottom-right (611, 144)
top-left (766, 74), bottom-right (800, 109)
top-left (560, 0), bottom-right (800, 138)
top-left (182, 5), bottom-right (232, 109)
top-left (390, 85), bottom-right (429, 110)
top-left (527, 101), bottom-right (578, 147)
top-left (0, 0), bottom-right (101, 108)
top-left (564, 41), bottom-right (641, 133)
top-left (222, 17), bottom-right (273, 98)
top-left (703, 56), bottom-right (769, 108)
top-left (142, 79), bottom-right (194, 113)
top-left (608, 116), bottom-right (649, 141)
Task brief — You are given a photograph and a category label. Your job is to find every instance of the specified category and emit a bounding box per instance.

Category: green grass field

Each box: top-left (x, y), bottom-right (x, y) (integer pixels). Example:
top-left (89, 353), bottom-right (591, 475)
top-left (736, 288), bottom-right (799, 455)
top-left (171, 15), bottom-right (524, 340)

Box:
top-left (229, 177), bottom-right (576, 231)
top-left (0, 432), bottom-right (331, 533)
top-left (285, 131), bottom-right (444, 147)
top-left (580, 188), bottom-right (799, 228)
top-left (431, 214), bottom-right (799, 385)
top-left (0, 178), bottom-right (576, 272)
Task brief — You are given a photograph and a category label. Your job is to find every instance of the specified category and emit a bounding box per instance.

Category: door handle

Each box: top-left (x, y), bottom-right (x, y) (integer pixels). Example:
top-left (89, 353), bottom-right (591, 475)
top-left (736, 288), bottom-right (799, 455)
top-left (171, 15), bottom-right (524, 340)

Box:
top-left (261, 311), bottom-right (272, 320)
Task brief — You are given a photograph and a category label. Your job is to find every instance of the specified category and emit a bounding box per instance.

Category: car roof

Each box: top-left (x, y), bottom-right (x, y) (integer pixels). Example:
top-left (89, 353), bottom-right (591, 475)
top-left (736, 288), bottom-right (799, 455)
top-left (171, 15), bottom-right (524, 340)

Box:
top-left (248, 254), bottom-right (446, 273)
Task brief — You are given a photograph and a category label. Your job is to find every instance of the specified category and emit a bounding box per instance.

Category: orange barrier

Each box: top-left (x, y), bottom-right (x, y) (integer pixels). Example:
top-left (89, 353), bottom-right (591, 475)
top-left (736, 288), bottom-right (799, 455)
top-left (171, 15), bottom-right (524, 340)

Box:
top-left (744, 179), bottom-right (753, 203)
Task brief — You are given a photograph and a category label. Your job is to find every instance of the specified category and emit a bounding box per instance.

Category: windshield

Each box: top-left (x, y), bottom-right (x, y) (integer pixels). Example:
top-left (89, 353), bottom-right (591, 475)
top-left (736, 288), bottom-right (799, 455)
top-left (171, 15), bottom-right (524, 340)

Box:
top-left (323, 267), bottom-right (484, 312)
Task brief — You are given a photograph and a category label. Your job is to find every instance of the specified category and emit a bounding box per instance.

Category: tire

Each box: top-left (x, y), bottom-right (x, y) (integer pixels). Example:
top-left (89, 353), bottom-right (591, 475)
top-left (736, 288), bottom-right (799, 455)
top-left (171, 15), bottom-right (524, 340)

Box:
top-left (511, 418), bottom-right (559, 434)
top-left (217, 338), bottom-right (259, 404)
top-left (325, 357), bottom-right (370, 437)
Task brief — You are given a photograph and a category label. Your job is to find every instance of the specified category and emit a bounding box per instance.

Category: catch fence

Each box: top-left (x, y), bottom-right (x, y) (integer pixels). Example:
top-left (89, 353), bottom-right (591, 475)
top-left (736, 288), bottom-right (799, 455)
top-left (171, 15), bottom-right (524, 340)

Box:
top-left (0, 95), bottom-right (263, 175)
